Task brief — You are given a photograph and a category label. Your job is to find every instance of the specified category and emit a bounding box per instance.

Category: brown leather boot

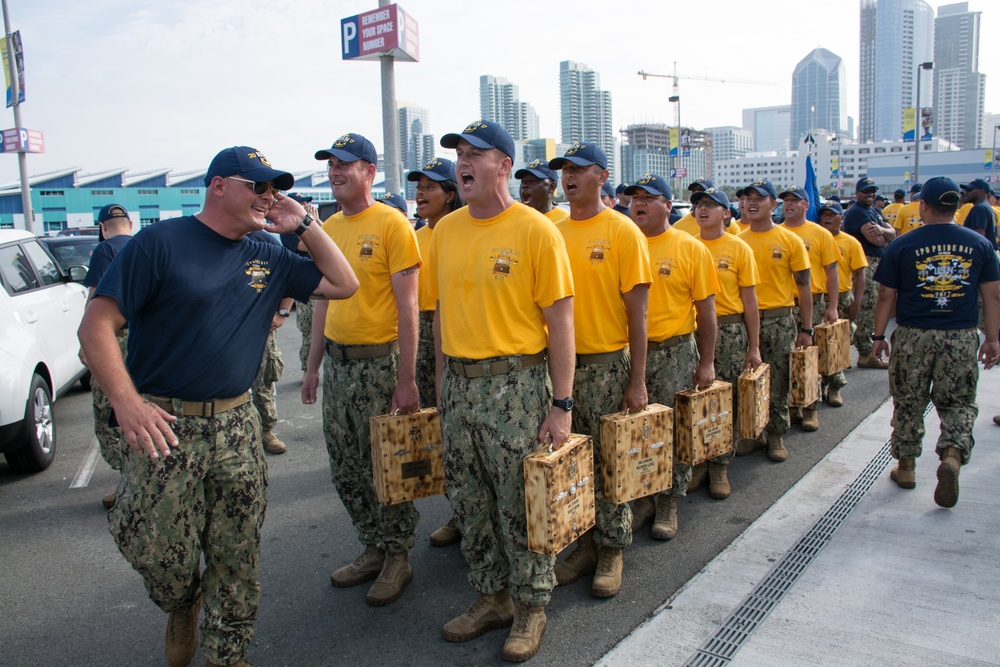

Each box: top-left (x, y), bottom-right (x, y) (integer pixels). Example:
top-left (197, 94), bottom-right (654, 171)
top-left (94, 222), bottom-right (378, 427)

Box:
top-left (827, 386), bottom-right (844, 407)
top-left (554, 530), bottom-right (597, 586)
top-left (501, 604), bottom-right (547, 662)
top-left (429, 517), bottom-right (461, 547)
top-left (330, 545), bottom-right (384, 587)
top-left (766, 433), bottom-right (788, 462)
top-left (686, 462), bottom-right (708, 493)
top-left (801, 407), bottom-right (819, 432)
top-left (442, 589), bottom-right (515, 642)
top-left (708, 462), bottom-right (731, 500)
top-left (366, 551), bottom-right (412, 606)
top-left (856, 352), bottom-right (887, 369)
top-left (165, 596), bottom-right (200, 667)
top-left (934, 447), bottom-right (963, 508)
top-left (261, 431), bottom-right (287, 455)
top-left (889, 457), bottom-right (916, 489)
top-left (631, 496), bottom-right (656, 532)
top-left (650, 495), bottom-right (678, 540)
top-left (591, 546), bottom-right (623, 598)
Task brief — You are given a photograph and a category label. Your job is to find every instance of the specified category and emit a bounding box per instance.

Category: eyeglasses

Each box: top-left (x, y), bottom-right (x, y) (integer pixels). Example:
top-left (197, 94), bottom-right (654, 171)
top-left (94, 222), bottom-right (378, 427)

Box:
top-left (227, 176), bottom-right (279, 196)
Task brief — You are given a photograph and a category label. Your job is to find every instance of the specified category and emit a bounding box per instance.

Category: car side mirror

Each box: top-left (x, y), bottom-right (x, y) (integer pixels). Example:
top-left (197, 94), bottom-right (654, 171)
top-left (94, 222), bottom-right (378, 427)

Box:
top-left (67, 265), bottom-right (88, 283)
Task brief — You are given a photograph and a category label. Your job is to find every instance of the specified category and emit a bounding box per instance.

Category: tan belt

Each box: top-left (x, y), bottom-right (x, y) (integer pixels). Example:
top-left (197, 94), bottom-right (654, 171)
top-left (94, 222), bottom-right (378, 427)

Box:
top-left (576, 347), bottom-right (627, 367)
top-left (647, 333), bottom-right (693, 352)
top-left (147, 391), bottom-right (252, 418)
top-left (760, 307), bottom-right (793, 319)
top-left (419, 311), bottom-right (435, 321)
top-left (717, 313), bottom-right (744, 325)
top-left (448, 351), bottom-right (546, 379)
top-left (325, 339), bottom-right (399, 361)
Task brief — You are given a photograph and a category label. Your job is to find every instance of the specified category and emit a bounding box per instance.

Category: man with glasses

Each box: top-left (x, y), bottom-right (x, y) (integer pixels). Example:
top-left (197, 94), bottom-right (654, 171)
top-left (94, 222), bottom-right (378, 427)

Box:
top-left (78, 146), bottom-right (358, 667)
top-left (301, 133), bottom-right (422, 608)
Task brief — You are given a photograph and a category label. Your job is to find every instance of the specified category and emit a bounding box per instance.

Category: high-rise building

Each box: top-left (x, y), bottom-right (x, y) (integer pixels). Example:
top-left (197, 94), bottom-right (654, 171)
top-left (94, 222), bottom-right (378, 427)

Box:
top-left (479, 75), bottom-right (540, 142)
top-left (982, 112), bottom-right (1000, 151)
top-left (790, 48), bottom-right (847, 147)
top-left (559, 61), bottom-right (616, 182)
top-left (933, 2), bottom-right (984, 149)
top-left (742, 106), bottom-right (792, 153)
top-left (620, 124), bottom-right (709, 193)
top-left (707, 126), bottom-right (754, 163)
top-left (858, 0), bottom-right (934, 143)
top-left (398, 104), bottom-right (433, 199)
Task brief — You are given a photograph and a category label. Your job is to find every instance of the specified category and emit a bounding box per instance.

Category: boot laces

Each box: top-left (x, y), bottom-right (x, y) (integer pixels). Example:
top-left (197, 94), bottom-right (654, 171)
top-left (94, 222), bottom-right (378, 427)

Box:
top-left (597, 553), bottom-right (615, 574)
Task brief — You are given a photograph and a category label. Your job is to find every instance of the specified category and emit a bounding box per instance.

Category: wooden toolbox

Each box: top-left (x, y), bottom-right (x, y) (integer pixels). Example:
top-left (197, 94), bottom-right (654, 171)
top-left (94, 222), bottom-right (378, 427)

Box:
top-left (598, 404), bottom-right (673, 504)
top-left (814, 319), bottom-right (851, 376)
top-left (524, 434), bottom-right (596, 556)
top-left (789, 346), bottom-right (820, 407)
top-left (738, 363), bottom-right (771, 440)
top-left (674, 381), bottom-right (734, 466)
top-left (370, 408), bottom-right (445, 505)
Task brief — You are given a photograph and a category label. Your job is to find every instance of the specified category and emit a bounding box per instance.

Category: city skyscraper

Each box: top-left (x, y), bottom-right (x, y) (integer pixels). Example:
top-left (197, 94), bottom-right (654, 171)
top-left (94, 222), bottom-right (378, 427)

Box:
top-left (858, 0), bottom-right (934, 143)
top-left (742, 105), bottom-right (792, 152)
top-left (398, 104), bottom-right (433, 199)
top-left (479, 75), bottom-right (540, 141)
top-left (790, 48), bottom-right (847, 148)
top-left (559, 61), bottom-right (616, 182)
top-left (706, 126), bottom-right (754, 163)
top-left (933, 2), bottom-right (985, 149)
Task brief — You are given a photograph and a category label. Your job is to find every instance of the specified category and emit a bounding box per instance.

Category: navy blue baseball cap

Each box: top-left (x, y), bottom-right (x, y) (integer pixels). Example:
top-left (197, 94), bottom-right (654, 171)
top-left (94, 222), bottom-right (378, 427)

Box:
top-left (818, 201), bottom-right (844, 216)
top-left (287, 192), bottom-right (313, 204)
top-left (960, 178), bottom-right (990, 192)
top-left (743, 178), bottom-right (777, 199)
top-left (909, 183), bottom-right (922, 195)
top-left (549, 141), bottom-right (608, 170)
top-left (687, 178), bottom-right (714, 192)
top-left (615, 183), bottom-right (629, 195)
top-left (893, 188), bottom-right (906, 198)
top-left (407, 157), bottom-right (457, 183)
top-left (377, 192), bottom-right (408, 216)
top-left (921, 177), bottom-right (962, 207)
top-left (315, 133), bottom-right (378, 164)
top-left (601, 181), bottom-right (616, 198)
top-left (514, 158), bottom-right (558, 182)
top-left (97, 203), bottom-right (129, 223)
top-left (855, 176), bottom-right (878, 192)
top-left (441, 120), bottom-right (516, 160)
top-left (690, 187), bottom-right (731, 208)
top-left (779, 186), bottom-right (809, 201)
top-left (624, 173), bottom-right (673, 200)
top-left (204, 146), bottom-right (294, 190)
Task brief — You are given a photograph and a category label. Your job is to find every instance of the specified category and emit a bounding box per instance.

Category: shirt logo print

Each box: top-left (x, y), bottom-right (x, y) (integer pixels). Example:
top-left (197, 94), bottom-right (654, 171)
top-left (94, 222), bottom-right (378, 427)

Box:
top-left (245, 260), bottom-right (270, 293)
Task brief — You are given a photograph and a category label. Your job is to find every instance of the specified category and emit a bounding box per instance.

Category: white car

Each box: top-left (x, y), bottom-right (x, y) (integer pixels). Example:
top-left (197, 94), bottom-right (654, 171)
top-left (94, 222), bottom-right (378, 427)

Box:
top-left (0, 229), bottom-right (89, 472)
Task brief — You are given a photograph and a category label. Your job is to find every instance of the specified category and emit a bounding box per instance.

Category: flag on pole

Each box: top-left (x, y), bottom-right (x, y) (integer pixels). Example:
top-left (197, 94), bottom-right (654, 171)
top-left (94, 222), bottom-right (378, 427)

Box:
top-left (804, 154), bottom-right (821, 222)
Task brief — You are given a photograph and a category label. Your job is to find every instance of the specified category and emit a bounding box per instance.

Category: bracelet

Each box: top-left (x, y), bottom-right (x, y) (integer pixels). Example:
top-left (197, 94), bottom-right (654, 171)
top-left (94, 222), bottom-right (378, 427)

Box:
top-left (872, 335), bottom-right (886, 341)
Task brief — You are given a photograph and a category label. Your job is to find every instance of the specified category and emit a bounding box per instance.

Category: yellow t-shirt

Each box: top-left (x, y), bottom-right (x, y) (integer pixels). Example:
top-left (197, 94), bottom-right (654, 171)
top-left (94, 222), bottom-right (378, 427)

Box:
top-left (646, 228), bottom-right (718, 340)
top-left (697, 233), bottom-right (759, 316)
top-left (893, 201), bottom-right (923, 235)
top-left (782, 221), bottom-right (841, 295)
top-left (545, 207), bottom-right (570, 224)
top-left (673, 213), bottom-right (738, 237)
top-left (734, 219), bottom-right (751, 233)
top-left (739, 225), bottom-right (811, 310)
top-left (881, 202), bottom-right (903, 230)
top-left (322, 204), bottom-right (420, 345)
top-left (429, 202), bottom-right (574, 359)
top-left (415, 225), bottom-right (435, 312)
top-left (955, 203), bottom-right (972, 226)
top-left (830, 231), bottom-right (868, 293)
top-left (557, 209), bottom-right (652, 354)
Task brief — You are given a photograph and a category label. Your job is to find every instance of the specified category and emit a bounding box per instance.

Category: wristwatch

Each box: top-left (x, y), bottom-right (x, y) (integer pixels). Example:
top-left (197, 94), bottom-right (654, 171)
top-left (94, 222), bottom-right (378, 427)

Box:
top-left (294, 213), bottom-right (314, 236)
top-left (800, 326), bottom-right (814, 336)
top-left (552, 397), bottom-right (574, 412)
top-left (277, 307), bottom-right (290, 318)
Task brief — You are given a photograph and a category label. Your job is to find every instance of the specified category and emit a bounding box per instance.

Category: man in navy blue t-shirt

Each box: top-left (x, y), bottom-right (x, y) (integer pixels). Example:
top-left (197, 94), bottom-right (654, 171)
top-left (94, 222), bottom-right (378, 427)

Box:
top-left (872, 176), bottom-right (1000, 509)
top-left (78, 146), bottom-right (358, 667)
top-left (960, 178), bottom-right (998, 251)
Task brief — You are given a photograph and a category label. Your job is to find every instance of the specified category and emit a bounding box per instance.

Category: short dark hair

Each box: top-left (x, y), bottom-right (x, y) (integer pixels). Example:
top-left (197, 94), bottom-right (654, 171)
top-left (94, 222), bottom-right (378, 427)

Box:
top-left (924, 201), bottom-right (959, 217)
top-left (440, 179), bottom-right (464, 213)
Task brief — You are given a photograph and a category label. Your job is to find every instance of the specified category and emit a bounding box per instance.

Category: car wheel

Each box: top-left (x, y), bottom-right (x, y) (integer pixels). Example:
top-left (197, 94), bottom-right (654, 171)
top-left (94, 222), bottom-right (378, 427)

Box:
top-left (79, 371), bottom-right (92, 391)
top-left (5, 374), bottom-right (57, 473)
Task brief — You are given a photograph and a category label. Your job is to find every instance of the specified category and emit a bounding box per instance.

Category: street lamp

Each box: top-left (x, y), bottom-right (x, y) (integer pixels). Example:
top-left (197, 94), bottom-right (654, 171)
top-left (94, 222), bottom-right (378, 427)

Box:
top-left (912, 61), bottom-right (933, 185)
top-left (669, 94), bottom-right (680, 197)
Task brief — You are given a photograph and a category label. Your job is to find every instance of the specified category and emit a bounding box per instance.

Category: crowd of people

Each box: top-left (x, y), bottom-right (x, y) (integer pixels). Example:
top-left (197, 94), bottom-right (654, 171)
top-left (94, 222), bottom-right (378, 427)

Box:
top-left (76, 125), bottom-right (999, 666)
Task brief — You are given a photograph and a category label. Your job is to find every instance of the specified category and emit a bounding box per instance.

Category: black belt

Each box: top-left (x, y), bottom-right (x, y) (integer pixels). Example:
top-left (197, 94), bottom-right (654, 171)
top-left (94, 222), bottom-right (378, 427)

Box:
top-left (717, 313), bottom-right (744, 325)
top-left (760, 307), bottom-right (792, 319)
top-left (576, 347), bottom-right (627, 367)
top-left (325, 339), bottom-right (399, 361)
top-left (647, 333), bottom-right (693, 352)
top-left (419, 311), bottom-right (435, 321)
top-left (447, 351), bottom-right (546, 379)
top-left (147, 391), bottom-right (252, 418)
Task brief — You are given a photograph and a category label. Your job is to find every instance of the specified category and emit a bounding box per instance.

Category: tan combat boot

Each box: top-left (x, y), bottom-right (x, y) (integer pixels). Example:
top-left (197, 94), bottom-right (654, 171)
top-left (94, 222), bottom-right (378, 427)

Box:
top-left (102, 487), bottom-right (118, 510)
top-left (366, 550), bottom-right (412, 606)
top-left (442, 589), bottom-right (515, 642)
top-left (261, 431), bottom-right (287, 455)
top-left (789, 407), bottom-right (802, 425)
top-left (429, 517), bottom-right (461, 547)
top-left (631, 496), bottom-right (656, 532)
top-left (993, 415), bottom-right (1000, 425)
top-left (889, 457), bottom-right (916, 489)
top-left (766, 433), bottom-right (787, 462)
top-left (736, 436), bottom-right (765, 456)
top-left (330, 545), bottom-right (384, 587)
top-left (856, 352), bottom-right (887, 369)
top-left (800, 406), bottom-right (819, 432)
top-left (934, 447), bottom-right (963, 508)
top-left (205, 660), bottom-right (258, 667)
top-left (591, 546), bottom-right (623, 598)
top-left (650, 495), bottom-right (678, 540)
top-left (686, 462), bottom-right (708, 493)
top-left (554, 530), bottom-right (597, 586)
top-left (501, 604), bottom-right (547, 662)
top-left (165, 595), bottom-right (200, 667)
top-left (708, 462), bottom-right (731, 500)
top-left (827, 386), bottom-right (844, 407)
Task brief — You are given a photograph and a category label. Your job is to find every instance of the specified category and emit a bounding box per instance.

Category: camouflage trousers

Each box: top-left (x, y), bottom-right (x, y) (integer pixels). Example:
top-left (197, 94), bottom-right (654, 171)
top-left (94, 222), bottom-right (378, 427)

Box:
top-left (322, 347), bottom-right (418, 553)
top-left (440, 358), bottom-right (556, 607)
top-left (853, 258), bottom-right (880, 355)
top-left (416, 314), bottom-right (436, 408)
top-left (811, 293), bottom-right (853, 391)
top-left (296, 300), bottom-right (313, 372)
top-left (645, 337), bottom-right (698, 497)
top-left (252, 330), bottom-right (283, 433)
top-left (888, 326), bottom-right (979, 464)
top-left (93, 330), bottom-right (128, 471)
top-left (713, 322), bottom-right (748, 465)
top-left (572, 354), bottom-right (633, 549)
top-left (759, 314), bottom-right (796, 436)
top-left (109, 402), bottom-right (265, 666)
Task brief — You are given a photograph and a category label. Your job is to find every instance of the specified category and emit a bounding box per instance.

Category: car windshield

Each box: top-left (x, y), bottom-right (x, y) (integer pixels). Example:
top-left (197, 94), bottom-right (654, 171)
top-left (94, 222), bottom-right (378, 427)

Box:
top-left (42, 238), bottom-right (98, 272)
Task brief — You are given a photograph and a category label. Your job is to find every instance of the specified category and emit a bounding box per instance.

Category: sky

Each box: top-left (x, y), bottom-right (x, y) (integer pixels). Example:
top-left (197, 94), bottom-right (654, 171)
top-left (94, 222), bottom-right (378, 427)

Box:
top-left (1, 0), bottom-right (998, 185)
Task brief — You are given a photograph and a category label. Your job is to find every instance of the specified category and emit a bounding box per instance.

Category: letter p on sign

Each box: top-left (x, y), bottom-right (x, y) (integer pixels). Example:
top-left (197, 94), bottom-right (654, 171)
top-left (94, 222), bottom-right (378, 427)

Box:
top-left (341, 16), bottom-right (359, 59)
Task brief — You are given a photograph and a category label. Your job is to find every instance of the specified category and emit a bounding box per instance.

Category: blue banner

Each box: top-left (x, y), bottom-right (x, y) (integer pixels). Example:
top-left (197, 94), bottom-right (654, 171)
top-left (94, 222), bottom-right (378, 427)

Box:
top-left (804, 155), bottom-right (821, 222)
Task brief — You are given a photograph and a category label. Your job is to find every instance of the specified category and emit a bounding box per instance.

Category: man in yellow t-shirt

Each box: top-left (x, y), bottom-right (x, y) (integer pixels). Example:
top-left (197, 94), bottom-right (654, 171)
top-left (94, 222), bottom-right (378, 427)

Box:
top-left (882, 189), bottom-right (905, 230)
top-left (779, 186), bottom-right (841, 431)
top-left (817, 201), bottom-right (867, 407)
top-left (302, 133), bottom-right (421, 607)
top-left (547, 140), bottom-right (651, 598)
top-left (626, 173), bottom-right (718, 542)
top-left (515, 158), bottom-right (569, 224)
top-left (739, 178), bottom-right (813, 463)
top-left (431, 120), bottom-right (575, 662)
top-left (672, 179), bottom-right (738, 237)
top-left (893, 184), bottom-right (924, 236)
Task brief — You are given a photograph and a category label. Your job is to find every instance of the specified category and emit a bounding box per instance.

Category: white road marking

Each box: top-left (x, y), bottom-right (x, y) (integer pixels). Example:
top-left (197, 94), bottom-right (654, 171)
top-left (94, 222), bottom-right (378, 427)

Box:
top-left (69, 437), bottom-right (101, 488)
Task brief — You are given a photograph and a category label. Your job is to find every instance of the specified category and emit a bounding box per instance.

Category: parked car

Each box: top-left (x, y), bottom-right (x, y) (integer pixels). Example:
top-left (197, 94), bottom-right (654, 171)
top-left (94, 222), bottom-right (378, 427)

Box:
top-left (40, 235), bottom-right (100, 274)
top-left (0, 230), bottom-right (89, 472)
top-left (56, 226), bottom-right (101, 237)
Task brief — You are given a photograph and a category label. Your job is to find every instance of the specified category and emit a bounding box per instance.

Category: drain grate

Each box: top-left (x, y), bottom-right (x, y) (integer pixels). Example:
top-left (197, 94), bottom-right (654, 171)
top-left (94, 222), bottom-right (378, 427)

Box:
top-left (682, 402), bottom-right (932, 666)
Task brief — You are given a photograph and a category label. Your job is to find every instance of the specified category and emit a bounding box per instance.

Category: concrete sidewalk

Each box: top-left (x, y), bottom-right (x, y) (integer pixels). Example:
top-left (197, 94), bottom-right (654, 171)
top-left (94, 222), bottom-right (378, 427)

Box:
top-left (600, 362), bottom-right (1000, 667)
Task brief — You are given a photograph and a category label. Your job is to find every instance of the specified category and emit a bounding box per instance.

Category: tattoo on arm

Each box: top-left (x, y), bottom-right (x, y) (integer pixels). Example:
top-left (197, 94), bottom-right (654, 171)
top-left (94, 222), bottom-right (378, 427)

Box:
top-left (397, 265), bottom-right (420, 277)
top-left (794, 269), bottom-right (810, 287)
